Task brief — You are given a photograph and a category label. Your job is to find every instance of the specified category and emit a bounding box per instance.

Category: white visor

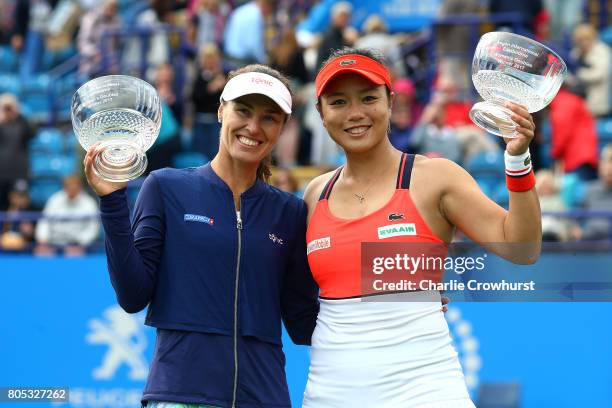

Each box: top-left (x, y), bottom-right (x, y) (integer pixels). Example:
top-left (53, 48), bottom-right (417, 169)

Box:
top-left (220, 72), bottom-right (292, 114)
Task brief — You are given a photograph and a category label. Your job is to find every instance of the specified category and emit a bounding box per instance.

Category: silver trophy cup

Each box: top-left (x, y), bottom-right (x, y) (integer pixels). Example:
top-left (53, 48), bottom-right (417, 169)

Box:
top-left (71, 75), bottom-right (162, 181)
top-left (470, 31), bottom-right (567, 137)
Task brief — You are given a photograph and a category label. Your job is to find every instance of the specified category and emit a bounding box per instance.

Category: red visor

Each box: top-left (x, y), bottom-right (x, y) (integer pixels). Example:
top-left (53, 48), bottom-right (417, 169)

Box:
top-left (315, 54), bottom-right (392, 98)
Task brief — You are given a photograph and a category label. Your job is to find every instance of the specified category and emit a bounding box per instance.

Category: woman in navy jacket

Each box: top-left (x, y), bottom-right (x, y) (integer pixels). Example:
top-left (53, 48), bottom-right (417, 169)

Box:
top-left (84, 65), bottom-right (320, 408)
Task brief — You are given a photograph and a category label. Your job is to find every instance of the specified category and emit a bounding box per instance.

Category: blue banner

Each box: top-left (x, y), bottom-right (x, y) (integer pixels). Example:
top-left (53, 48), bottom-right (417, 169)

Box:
top-left (0, 254), bottom-right (611, 407)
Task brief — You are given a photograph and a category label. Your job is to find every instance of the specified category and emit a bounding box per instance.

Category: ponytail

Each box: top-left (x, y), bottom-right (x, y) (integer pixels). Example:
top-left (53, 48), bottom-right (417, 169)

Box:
top-left (257, 154), bottom-right (272, 182)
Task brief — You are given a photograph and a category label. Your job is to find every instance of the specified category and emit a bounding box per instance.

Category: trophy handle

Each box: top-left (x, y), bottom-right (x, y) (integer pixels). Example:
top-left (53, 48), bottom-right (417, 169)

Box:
top-left (92, 140), bottom-right (148, 182)
top-left (469, 101), bottom-right (520, 138)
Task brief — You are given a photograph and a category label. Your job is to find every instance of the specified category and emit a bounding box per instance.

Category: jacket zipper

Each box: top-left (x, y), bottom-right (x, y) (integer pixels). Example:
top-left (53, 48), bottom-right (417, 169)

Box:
top-left (231, 204), bottom-right (243, 408)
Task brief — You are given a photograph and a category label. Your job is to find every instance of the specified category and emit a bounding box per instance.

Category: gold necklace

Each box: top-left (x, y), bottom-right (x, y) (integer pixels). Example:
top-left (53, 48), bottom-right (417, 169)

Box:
top-left (344, 161), bottom-right (393, 204)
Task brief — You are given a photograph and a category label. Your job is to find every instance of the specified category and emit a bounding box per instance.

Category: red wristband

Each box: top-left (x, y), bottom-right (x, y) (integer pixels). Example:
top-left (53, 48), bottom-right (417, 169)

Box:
top-left (506, 170), bottom-right (536, 192)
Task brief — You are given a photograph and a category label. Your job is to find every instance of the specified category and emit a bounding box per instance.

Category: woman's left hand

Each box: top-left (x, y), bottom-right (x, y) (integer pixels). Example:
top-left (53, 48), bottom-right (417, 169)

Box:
top-left (504, 101), bottom-right (535, 156)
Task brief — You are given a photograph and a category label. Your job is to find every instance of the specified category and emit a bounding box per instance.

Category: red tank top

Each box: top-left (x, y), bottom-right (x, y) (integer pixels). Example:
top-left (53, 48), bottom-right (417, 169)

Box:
top-left (307, 154), bottom-right (444, 299)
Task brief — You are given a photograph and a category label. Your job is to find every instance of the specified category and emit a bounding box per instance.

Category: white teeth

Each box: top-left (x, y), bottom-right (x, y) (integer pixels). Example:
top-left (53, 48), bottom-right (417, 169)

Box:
top-left (238, 136), bottom-right (259, 146)
top-left (347, 126), bottom-right (369, 135)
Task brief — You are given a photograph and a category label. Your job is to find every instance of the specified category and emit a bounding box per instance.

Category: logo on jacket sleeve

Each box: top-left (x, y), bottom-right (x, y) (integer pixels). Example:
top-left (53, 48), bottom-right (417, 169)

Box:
top-left (307, 237), bottom-right (331, 255)
top-left (184, 214), bottom-right (215, 226)
top-left (377, 223), bottom-right (417, 239)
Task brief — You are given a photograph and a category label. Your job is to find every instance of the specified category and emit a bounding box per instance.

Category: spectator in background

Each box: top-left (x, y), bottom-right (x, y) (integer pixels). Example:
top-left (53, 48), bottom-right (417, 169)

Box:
top-left (436, 0), bottom-right (482, 92)
top-left (270, 167), bottom-right (298, 194)
top-left (434, 75), bottom-right (472, 128)
top-left (0, 93), bottom-right (35, 211)
top-left (571, 23), bottom-right (611, 117)
top-left (580, 145), bottom-right (612, 241)
top-left (188, 0), bottom-right (230, 50)
top-left (355, 15), bottom-right (406, 78)
top-left (223, 0), bottom-right (278, 64)
top-left (191, 42), bottom-right (228, 160)
top-left (269, 29), bottom-right (309, 85)
top-left (425, 74), bottom-right (497, 163)
top-left (543, 0), bottom-right (583, 40)
top-left (0, 179), bottom-right (35, 251)
top-left (276, 0), bottom-right (315, 28)
top-left (123, 0), bottom-right (174, 81)
top-left (77, 0), bottom-right (122, 77)
top-left (488, 0), bottom-right (543, 35)
top-left (410, 96), bottom-right (462, 164)
top-left (269, 29), bottom-right (309, 167)
top-left (536, 169), bottom-right (571, 241)
top-left (154, 62), bottom-right (183, 122)
top-left (549, 85), bottom-right (599, 181)
top-left (147, 64), bottom-right (182, 172)
top-left (388, 78), bottom-right (421, 153)
top-left (315, 1), bottom-right (357, 71)
top-left (0, 0), bottom-right (29, 52)
top-left (34, 175), bottom-right (100, 257)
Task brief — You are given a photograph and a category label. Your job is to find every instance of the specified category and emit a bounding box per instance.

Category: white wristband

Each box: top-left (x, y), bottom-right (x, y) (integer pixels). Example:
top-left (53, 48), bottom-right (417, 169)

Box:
top-left (504, 149), bottom-right (532, 177)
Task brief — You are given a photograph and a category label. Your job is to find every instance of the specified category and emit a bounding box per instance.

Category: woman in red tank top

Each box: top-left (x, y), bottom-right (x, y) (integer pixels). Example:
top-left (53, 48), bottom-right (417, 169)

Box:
top-left (300, 48), bottom-right (542, 407)
top-left (304, 47), bottom-right (542, 294)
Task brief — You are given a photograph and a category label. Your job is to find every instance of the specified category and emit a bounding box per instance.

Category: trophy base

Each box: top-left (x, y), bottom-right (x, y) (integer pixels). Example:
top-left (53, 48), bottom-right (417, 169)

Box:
top-left (469, 101), bottom-right (519, 138)
top-left (92, 140), bottom-right (147, 182)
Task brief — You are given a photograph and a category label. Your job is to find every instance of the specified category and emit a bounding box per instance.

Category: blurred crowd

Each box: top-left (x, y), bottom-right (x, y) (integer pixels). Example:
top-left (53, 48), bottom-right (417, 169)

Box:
top-left (1, 0), bottom-right (611, 254)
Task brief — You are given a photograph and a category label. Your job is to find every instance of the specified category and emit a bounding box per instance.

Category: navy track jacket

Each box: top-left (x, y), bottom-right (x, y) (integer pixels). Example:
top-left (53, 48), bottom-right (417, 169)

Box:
top-left (99, 165), bottom-right (320, 407)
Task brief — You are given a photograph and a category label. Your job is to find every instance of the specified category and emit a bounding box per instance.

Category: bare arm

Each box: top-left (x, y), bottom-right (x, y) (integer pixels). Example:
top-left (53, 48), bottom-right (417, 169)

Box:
top-left (440, 102), bottom-right (542, 263)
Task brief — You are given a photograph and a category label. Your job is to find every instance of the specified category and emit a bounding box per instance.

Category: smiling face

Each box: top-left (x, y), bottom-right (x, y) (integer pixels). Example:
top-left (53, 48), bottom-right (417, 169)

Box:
top-left (318, 73), bottom-right (392, 154)
top-left (217, 94), bottom-right (286, 166)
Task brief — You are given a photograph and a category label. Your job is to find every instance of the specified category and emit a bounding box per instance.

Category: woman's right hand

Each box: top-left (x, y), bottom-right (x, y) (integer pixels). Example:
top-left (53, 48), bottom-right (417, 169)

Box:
top-left (83, 143), bottom-right (128, 197)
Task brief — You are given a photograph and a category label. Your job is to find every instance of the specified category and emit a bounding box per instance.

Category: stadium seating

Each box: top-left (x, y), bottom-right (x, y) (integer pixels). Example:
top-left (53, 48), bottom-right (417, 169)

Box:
top-left (172, 152), bottom-right (209, 168)
top-left (601, 26), bottom-right (612, 48)
top-left (0, 73), bottom-right (21, 95)
top-left (596, 117), bottom-right (612, 149)
top-left (30, 128), bottom-right (64, 154)
top-left (28, 128), bottom-right (81, 207)
top-left (0, 46), bottom-right (19, 73)
top-left (41, 46), bottom-right (77, 72)
top-left (29, 179), bottom-right (63, 209)
top-left (30, 153), bottom-right (78, 179)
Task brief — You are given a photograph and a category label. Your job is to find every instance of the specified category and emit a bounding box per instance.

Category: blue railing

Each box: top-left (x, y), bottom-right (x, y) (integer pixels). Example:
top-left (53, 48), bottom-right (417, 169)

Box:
top-left (3, 209), bottom-right (612, 239)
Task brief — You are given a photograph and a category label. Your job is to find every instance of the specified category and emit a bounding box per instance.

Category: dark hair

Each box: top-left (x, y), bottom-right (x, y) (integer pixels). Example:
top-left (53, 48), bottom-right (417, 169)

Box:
top-left (223, 64), bottom-right (292, 183)
top-left (317, 47), bottom-right (392, 102)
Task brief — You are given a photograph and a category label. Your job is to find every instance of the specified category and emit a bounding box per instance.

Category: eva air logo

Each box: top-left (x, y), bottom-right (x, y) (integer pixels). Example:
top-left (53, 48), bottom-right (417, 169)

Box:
top-left (377, 223), bottom-right (417, 239)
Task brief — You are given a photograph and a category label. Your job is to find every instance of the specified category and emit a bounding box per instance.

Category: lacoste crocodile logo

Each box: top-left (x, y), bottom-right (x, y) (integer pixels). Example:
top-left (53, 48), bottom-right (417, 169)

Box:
top-left (388, 213), bottom-right (405, 221)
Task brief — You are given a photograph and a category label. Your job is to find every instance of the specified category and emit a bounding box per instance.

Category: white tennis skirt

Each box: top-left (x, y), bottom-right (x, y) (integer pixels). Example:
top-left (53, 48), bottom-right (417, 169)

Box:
top-left (302, 291), bottom-right (476, 408)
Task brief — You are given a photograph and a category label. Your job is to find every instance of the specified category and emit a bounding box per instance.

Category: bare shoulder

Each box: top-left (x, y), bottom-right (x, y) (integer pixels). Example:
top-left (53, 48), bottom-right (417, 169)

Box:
top-left (412, 155), bottom-right (472, 190)
top-left (303, 169), bottom-right (338, 210)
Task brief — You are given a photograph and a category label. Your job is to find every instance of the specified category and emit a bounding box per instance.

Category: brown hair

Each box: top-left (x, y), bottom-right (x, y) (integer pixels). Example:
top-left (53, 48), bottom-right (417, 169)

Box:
top-left (269, 29), bottom-right (299, 70)
top-left (223, 64), bottom-right (293, 182)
